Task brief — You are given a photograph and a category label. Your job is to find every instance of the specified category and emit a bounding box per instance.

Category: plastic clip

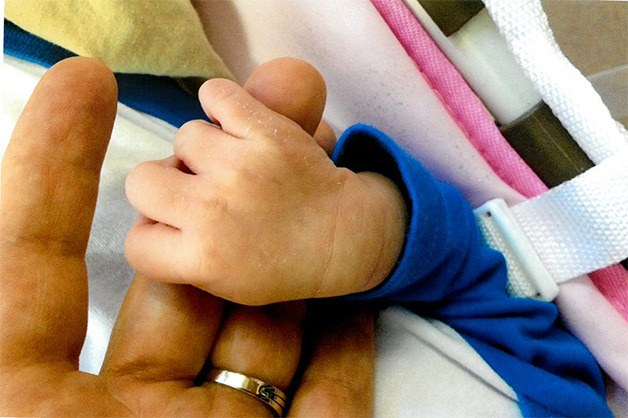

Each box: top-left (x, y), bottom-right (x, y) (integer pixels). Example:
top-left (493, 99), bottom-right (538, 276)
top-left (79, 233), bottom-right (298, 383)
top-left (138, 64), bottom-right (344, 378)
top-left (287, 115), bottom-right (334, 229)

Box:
top-left (474, 199), bottom-right (559, 301)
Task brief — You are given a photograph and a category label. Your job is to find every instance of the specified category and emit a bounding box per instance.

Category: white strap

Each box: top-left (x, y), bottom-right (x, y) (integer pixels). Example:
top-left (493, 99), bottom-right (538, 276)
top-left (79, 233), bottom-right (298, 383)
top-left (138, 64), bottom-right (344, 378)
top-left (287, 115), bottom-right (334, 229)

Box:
top-left (481, 0), bottom-right (628, 164)
top-left (476, 150), bottom-right (628, 300)
top-left (512, 149), bottom-right (628, 281)
top-left (473, 0), bottom-right (628, 300)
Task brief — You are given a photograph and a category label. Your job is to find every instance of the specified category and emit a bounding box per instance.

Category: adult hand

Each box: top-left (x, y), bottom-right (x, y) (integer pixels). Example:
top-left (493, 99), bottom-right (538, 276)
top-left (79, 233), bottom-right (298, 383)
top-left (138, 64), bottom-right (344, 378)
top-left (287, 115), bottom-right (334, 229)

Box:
top-left (0, 57), bottom-right (374, 416)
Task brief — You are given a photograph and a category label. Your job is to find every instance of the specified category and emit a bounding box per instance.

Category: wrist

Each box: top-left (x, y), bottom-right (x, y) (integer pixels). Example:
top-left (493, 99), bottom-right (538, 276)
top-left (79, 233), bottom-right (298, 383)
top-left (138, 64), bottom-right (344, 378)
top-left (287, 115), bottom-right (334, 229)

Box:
top-left (322, 170), bottom-right (407, 297)
top-left (354, 172), bottom-right (408, 292)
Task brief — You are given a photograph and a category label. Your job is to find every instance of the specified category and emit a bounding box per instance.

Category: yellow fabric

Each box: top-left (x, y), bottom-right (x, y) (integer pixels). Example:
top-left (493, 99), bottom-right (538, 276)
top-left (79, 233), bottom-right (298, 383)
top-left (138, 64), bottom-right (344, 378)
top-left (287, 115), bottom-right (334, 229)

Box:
top-left (5, 0), bottom-right (233, 79)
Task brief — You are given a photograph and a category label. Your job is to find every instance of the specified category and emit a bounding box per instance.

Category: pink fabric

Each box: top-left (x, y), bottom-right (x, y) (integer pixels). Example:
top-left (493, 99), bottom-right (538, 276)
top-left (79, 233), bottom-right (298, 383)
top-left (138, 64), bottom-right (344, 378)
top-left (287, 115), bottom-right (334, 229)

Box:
top-left (592, 265), bottom-right (628, 318)
top-left (370, 0), bottom-right (545, 198)
top-left (370, 0), bottom-right (628, 320)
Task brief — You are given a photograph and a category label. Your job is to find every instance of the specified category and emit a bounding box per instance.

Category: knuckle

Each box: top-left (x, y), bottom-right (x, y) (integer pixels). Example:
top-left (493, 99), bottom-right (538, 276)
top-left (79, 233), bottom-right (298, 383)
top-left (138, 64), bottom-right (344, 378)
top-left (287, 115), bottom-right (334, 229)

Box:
top-left (250, 113), bottom-right (299, 143)
top-left (125, 160), bottom-right (165, 196)
top-left (188, 236), bottom-right (228, 285)
top-left (175, 120), bottom-right (208, 153)
top-left (199, 192), bottom-right (231, 222)
top-left (230, 164), bottom-right (257, 188)
top-left (177, 119), bottom-right (208, 138)
top-left (125, 161), bottom-right (152, 194)
top-left (219, 164), bottom-right (265, 203)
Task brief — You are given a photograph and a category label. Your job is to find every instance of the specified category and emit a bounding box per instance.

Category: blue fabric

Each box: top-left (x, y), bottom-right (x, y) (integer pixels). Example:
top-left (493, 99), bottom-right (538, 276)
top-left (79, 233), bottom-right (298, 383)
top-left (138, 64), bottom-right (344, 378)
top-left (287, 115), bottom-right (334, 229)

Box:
top-left (4, 19), bottom-right (209, 128)
top-left (332, 124), bottom-right (611, 418)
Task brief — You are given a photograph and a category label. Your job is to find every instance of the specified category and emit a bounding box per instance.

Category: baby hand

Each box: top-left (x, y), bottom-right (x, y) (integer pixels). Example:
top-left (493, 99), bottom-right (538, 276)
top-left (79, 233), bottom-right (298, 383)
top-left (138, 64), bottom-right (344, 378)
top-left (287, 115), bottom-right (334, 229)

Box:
top-left (125, 79), bottom-right (406, 305)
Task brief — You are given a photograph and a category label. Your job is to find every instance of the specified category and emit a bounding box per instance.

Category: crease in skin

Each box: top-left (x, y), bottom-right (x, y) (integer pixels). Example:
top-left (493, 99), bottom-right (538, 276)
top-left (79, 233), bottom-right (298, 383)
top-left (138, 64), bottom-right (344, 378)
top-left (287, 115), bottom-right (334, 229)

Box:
top-left (312, 177), bottom-right (344, 299)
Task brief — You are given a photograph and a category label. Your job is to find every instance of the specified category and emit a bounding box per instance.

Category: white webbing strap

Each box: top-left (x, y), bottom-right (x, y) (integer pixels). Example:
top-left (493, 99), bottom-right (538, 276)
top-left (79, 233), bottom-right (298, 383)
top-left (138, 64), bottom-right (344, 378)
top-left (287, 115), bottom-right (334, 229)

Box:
top-left (481, 0), bottom-right (628, 165)
top-left (475, 149), bottom-right (628, 301)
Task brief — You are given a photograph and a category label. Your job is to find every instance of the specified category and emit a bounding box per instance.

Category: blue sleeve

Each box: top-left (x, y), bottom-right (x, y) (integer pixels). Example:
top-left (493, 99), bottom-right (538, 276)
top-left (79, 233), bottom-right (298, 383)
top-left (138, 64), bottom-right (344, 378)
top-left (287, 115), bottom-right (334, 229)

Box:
top-left (332, 124), bottom-right (611, 417)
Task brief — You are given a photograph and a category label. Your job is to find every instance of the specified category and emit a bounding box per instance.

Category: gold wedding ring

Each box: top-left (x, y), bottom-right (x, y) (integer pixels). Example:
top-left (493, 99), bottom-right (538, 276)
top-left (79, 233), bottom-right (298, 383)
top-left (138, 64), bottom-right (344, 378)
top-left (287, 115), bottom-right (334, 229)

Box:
top-left (207, 368), bottom-right (288, 416)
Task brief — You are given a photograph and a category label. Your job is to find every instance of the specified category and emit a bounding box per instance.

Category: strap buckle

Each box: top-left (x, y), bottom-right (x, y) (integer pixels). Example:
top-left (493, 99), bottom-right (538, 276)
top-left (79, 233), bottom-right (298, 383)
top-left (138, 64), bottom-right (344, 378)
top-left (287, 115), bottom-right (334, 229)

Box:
top-left (475, 198), bottom-right (559, 301)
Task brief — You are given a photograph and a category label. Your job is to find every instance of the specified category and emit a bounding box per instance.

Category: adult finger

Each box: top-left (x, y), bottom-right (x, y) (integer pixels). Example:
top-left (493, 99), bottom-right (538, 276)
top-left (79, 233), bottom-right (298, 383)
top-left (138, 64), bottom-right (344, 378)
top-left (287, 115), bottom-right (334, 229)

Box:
top-left (1, 56), bottom-right (116, 255)
top-left (243, 58), bottom-right (337, 155)
top-left (242, 58), bottom-right (327, 137)
top-left (201, 302), bottom-right (307, 417)
top-left (0, 57), bottom-right (117, 366)
top-left (289, 304), bottom-right (375, 417)
top-left (101, 275), bottom-right (224, 384)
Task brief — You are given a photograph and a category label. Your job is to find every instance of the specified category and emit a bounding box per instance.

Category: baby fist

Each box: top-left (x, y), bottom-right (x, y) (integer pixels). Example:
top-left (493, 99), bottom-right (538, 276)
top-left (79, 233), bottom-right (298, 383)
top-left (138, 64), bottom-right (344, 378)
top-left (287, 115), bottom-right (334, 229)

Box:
top-left (125, 79), bottom-right (405, 305)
